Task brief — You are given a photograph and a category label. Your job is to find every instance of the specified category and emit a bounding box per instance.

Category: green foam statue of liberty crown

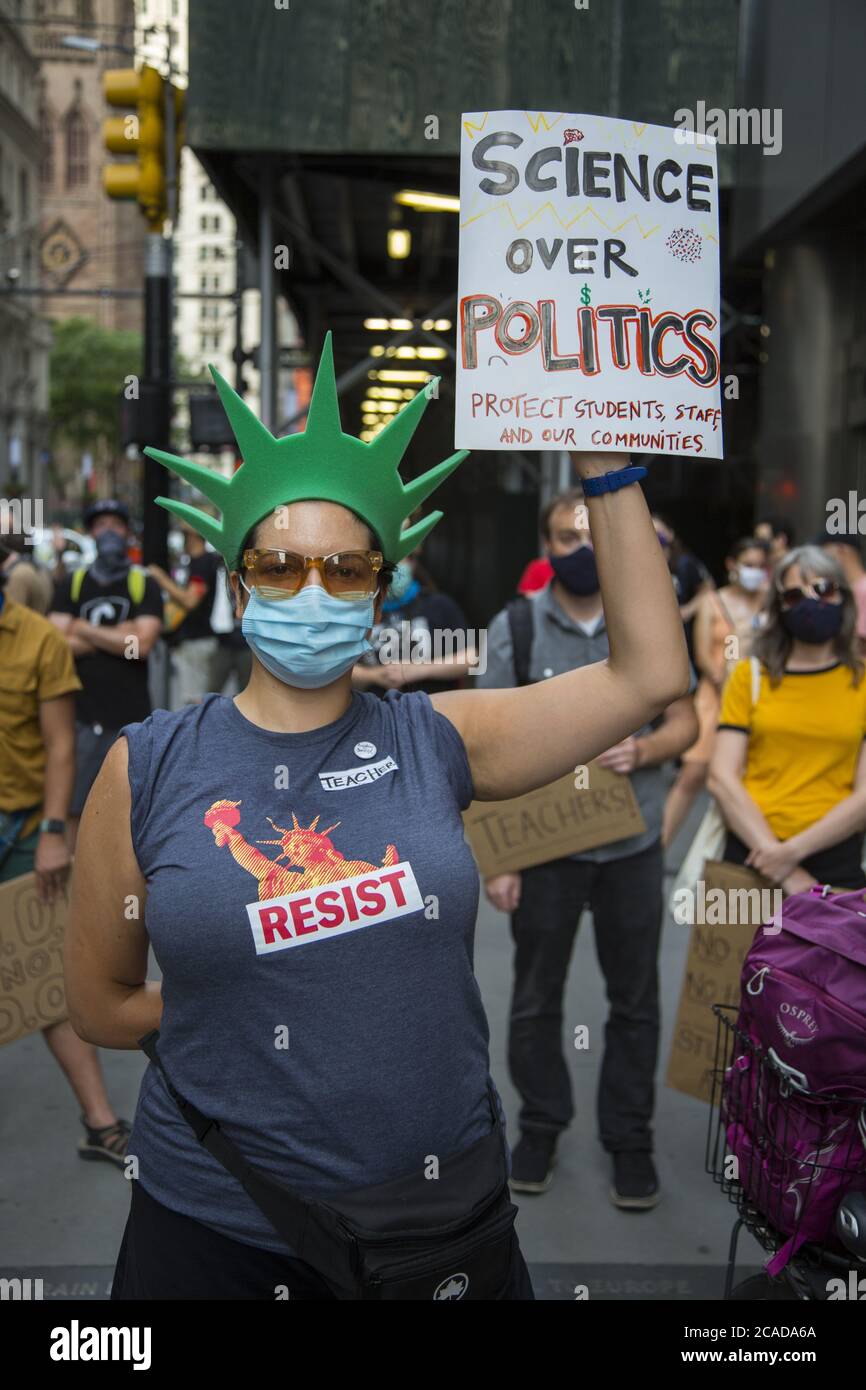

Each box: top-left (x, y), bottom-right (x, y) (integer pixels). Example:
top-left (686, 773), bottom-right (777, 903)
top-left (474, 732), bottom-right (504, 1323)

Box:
top-left (145, 331), bottom-right (468, 569)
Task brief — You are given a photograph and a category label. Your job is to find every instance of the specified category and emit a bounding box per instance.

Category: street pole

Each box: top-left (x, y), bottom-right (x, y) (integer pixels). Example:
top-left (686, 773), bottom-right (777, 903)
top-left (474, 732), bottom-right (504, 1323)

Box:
top-left (259, 164), bottom-right (276, 430)
top-left (142, 30), bottom-right (176, 569)
top-left (234, 238), bottom-right (246, 395)
top-left (142, 232), bottom-right (171, 567)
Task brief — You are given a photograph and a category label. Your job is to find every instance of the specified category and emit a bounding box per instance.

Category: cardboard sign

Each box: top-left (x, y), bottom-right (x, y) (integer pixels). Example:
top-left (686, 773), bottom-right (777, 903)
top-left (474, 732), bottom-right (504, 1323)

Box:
top-left (462, 762), bottom-right (645, 876)
top-left (0, 872), bottom-right (68, 1047)
top-left (665, 860), bottom-right (772, 1104)
top-left (456, 110), bottom-right (722, 458)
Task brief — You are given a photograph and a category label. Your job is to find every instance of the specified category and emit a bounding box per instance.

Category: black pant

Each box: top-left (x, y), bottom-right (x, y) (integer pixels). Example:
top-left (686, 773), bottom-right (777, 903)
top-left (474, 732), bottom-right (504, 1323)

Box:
top-left (509, 842), bottom-right (664, 1153)
top-left (723, 829), bottom-right (866, 891)
top-left (111, 1180), bottom-right (535, 1300)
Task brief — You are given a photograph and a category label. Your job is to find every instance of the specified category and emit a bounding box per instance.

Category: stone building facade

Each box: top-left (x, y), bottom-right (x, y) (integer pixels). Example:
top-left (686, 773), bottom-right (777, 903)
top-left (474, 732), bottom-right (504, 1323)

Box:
top-left (35, 0), bottom-right (143, 333)
top-left (0, 0), bottom-right (51, 498)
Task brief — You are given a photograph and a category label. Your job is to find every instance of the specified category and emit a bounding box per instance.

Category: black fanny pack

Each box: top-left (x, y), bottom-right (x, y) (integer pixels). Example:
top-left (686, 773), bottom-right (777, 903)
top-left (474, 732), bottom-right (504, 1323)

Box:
top-left (138, 1030), bottom-right (519, 1300)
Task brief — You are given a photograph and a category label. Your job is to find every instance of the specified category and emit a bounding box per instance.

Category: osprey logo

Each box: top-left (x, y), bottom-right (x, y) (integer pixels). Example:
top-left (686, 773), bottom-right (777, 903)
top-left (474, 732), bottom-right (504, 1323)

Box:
top-left (776, 1000), bottom-right (818, 1047)
top-left (434, 1272), bottom-right (469, 1300)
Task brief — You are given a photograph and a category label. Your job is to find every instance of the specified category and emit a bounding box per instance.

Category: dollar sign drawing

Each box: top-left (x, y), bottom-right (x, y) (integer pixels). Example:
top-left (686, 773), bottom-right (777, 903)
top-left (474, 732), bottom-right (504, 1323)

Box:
top-left (580, 284), bottom-right (591, 306)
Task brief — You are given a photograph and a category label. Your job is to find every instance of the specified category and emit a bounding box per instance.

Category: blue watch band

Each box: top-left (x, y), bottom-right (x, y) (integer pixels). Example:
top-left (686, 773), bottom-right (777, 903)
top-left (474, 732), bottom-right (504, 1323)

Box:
top-left (582, 464), bottom-right (648, 497)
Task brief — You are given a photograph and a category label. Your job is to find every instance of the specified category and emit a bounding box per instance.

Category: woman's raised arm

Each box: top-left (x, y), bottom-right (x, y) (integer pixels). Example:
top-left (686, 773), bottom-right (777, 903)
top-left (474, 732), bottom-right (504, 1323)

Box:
top-left (432, 452), bottom-right (691, 800)
top-left (64, 737), bottom-right (162, 1049)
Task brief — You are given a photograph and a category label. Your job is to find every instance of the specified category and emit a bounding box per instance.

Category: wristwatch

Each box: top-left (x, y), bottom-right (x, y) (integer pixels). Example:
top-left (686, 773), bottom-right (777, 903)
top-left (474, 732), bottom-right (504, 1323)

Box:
top-left (39, 818), bottom-right (66, 835)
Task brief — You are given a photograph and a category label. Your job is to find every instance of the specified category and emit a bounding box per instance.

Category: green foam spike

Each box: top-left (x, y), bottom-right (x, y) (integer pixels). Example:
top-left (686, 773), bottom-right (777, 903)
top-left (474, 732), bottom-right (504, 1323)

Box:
top-left (144, 331), bottom-right (469, 568)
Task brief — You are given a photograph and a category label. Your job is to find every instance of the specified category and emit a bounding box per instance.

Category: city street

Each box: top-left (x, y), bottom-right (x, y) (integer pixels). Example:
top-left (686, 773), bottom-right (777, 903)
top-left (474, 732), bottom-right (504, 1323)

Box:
top-left (2, 0), bottom-right (864, 1330)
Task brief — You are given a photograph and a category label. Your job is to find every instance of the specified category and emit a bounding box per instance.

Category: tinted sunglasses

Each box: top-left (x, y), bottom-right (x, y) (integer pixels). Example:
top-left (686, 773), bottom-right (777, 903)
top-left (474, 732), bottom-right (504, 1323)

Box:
top-left (242, 548), bottom-right (384, 601)
top-left (778, 578), bottom-right (841, 610)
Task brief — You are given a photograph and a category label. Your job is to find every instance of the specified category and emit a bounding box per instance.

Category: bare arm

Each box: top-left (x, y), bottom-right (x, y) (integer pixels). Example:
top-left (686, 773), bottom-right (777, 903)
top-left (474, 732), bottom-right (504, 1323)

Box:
top-left (70, 615), bottom-right (162, 659)
top-left (148, 564), bottom-right (206, 611)
top-left (693, 591), bottom-right (725, 685)
top-left (64, 736), bottom-right (162, 1049)
top-left (707, 728), bottom-right (778, 851)
top-left (634, 694), bottom-right (699, 768)
top-left (49, 609), bottom-right (97, 657)
top-left (34, 695), bottom-right (76, 903)
top-left (679, 577), bottom-right (713, 624)
top-left (431, 452), bottom-right (690, 800)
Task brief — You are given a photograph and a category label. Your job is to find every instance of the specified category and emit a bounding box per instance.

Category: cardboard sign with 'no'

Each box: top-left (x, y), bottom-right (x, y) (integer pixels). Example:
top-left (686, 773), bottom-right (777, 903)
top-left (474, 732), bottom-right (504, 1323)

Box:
top-left (0, 872), bottom-right (68, 1048)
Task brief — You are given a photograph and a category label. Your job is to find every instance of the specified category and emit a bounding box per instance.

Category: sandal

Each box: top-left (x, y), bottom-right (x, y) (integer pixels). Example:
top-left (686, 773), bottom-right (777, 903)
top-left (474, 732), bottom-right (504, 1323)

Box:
top-left (78, 1115), bottom-right (131, 1168)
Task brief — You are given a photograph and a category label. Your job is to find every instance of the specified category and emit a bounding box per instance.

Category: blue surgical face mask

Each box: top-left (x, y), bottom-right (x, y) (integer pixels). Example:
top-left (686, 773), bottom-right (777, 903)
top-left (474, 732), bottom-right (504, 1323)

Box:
top-left (240, 580), bottom-right (375, 689)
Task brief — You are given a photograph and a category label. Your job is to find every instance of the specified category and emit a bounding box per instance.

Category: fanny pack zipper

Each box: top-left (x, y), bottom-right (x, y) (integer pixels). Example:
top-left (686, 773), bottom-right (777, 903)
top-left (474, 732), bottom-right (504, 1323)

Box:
top-left (341, 1179), bottom-right (509, 1249)
top-left (362, 1202), bottom-right (517, 1287)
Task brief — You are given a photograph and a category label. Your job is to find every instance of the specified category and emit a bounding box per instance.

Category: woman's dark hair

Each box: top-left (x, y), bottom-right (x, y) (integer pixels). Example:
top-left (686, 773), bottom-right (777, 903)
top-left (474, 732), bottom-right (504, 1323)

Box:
top-left (757, 513), bottom-right (796, 547)
top-left (751, 544), bottom-right (863, 686)
top-left (727, 536), bottom-right (769, 565)
top-left (237, 508), bottom-right (397, 593)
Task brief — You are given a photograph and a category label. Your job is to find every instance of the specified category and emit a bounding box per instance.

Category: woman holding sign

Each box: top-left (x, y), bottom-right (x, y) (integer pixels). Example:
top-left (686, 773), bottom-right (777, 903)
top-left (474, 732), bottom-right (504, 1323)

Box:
top-left (64, 335), bottom-right (688, 1301)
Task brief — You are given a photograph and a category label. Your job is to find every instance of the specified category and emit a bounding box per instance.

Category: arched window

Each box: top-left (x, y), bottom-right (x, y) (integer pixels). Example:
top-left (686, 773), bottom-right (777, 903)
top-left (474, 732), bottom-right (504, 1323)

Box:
top-left (65, 107), bottom-right (89, 188)
top-left (40, 105), bottom-right (54, 186)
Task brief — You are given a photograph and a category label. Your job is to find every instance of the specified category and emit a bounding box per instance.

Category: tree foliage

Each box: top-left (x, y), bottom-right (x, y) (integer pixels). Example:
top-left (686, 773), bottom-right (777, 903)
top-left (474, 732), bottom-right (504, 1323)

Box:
top-left (49, 317), bottom-right (143, 454)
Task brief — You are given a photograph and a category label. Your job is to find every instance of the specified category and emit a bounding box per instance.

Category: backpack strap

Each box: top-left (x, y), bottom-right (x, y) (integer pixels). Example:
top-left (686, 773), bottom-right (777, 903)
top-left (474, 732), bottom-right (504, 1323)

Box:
top-left (71, 565), bottom-right (146, 605)
top-left (137, 1029), bottom-right (314, 1253)
top-left (127, 566), bottom-right (146, 605)
top-left (750, 654), bottom-right (761, 710)
top-left (505, 595), bottom-right (534, 687)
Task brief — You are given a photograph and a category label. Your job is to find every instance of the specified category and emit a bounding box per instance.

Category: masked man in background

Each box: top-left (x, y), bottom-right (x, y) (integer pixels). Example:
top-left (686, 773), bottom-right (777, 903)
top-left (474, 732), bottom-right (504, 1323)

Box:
top-left (49, 500), bottom-right (163, 844)
top-left (479, 486), bottom-right (698, 1209)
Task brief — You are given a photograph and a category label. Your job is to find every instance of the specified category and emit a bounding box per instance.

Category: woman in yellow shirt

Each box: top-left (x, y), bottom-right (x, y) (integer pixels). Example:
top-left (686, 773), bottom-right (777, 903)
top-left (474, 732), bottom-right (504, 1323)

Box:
top-left (709, 545), bottom-right (866, 893)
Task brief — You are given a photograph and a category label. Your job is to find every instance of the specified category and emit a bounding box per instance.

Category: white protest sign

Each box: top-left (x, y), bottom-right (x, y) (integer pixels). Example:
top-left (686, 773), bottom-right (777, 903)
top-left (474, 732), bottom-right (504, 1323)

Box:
top-left (456, 111), bottom-right (722, 459)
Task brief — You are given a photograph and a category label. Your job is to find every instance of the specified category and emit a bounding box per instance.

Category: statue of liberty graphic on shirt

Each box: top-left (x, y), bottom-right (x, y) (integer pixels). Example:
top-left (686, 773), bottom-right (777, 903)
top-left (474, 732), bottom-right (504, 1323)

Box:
top-left (203, 799), bottom-right (400, 902)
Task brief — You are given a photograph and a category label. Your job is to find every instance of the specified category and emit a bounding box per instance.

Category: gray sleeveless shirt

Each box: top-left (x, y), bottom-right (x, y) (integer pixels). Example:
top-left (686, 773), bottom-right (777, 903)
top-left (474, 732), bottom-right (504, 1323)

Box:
top-left (123, 690), bottom-right (499, 1253)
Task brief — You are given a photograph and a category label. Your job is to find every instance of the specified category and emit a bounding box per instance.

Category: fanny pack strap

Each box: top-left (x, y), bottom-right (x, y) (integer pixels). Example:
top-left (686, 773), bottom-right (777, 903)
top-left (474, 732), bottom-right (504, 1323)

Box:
top-left (138, 1029), bottom-right (338, 1262)
top-left (138, 1029), bottom-right (505, 1278)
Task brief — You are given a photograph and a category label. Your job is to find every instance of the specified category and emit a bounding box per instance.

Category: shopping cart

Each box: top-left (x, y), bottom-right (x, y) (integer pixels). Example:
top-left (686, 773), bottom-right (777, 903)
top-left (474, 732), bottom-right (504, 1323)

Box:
top-left (706, 1003), bottom-right (866, 1300)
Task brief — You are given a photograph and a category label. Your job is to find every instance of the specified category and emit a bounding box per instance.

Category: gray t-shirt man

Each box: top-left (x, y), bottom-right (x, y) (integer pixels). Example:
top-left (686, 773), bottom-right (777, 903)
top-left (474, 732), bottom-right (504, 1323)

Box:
top-left (478, 584), bottom-right (696, 862)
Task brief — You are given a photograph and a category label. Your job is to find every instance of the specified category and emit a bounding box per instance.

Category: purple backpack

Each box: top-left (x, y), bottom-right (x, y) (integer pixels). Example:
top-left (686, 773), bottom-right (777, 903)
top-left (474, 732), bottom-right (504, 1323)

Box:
top-left (724, 885), bottom-right (866, 1272)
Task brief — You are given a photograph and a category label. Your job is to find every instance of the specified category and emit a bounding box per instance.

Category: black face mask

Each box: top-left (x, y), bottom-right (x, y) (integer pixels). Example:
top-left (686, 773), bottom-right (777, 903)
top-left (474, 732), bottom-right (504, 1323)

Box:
top-left (550, 545), bottom-right (600, 596)
top-left (90, 529), bottom-right (130, 584)
top-left (780, 598), bottom-right (844, 644)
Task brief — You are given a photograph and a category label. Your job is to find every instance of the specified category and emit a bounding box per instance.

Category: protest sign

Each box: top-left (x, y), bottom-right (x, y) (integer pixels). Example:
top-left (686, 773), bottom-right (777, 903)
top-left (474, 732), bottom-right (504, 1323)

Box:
top-left (0, 872), bottom-right (68, 1048)
top-left (463, 762), bottom-right (645, 876)
top-left (665, 860), bottom-right (769, 1104)
top-left (456, 111), bottom-right (721, 458)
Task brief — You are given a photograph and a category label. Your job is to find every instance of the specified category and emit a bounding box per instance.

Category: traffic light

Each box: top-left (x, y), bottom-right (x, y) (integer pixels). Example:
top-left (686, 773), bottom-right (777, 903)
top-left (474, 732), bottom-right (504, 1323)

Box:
top-left (102, 65), bottom-right (183, 231)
